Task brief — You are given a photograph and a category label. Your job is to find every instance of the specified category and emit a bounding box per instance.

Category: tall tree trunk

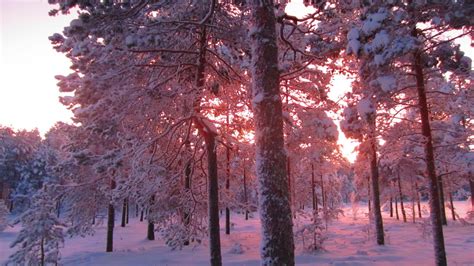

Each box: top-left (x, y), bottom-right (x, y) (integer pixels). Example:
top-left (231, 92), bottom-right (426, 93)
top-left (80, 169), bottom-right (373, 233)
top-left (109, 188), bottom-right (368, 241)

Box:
top-left (413, 40), bottom-right (447, 266)
top-left (140, 209), bottom-right (144, 222)
top-left (121, 199), bottom-right (127, 227)
top-left (225, 127), bottom-right (231, 235)
top-left (205, 133), bottom-right (222, 265)
top-left (249, 1), bottom-right (295, 264)
top-left (397, 172), bottom-right (407, 223)
top-left (183, 144), bottom-right (192, 246)
top-left (136, 204), bottom-right (139, 217)
top-left (369, 116), bottom-right (384, 245)
top-left (106, 179), bottom-right (115, 252)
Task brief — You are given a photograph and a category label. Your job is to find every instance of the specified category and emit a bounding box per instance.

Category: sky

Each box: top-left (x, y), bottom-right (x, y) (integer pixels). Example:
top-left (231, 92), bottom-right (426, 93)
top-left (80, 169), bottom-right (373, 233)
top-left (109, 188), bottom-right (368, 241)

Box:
top-left (0, 0), bottom-right (73, 134)
top-left (0, 0), bottom-right (471, 162)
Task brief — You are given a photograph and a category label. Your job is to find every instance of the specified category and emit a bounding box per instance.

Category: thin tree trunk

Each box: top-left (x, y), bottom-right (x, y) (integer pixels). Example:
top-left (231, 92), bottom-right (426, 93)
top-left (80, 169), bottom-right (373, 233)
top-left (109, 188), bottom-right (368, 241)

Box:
top-left (397, 172), bottom-right (407, 223)
top-left (395, 196), bottom-right (399, 220)
top-left (140, 209), bottom-right (144, 222)
top-left (56, 198), bottom-right (61, 218)
top-left (126, 198), bottom-right (129, 224)
top-left (243, 163), bottom-right (249, 221)
top-left (412, 197), bottom-right (416, 223)
top-left (136, 204), bottom-right (139, 217)
top-left (413, 40), bottom-right (447, 266)
top-left (367, 176), bottom-right (371, 213)
top-left (147, 196), bottom-right (155, 241)
top-left (121, 199), bottom-right (126, 227)
top-left (449, 191), bottom-right (456, 221)
top-left (311, 163), bottom-right (317, 214)
top-left (106, 179), bottom-right (115, 252)
top-left (183, 146), bottom-right (192, 246)
top-left (249, 1), bottom-right (295, 264)
top-left (41, 237), bottom-right (45, 266)
top-left (390, 197), bottom-right (393, 218)
top-left (225, 127), bottom-right (231, 235)
top-left (416, 182), bottom-right (422, 218)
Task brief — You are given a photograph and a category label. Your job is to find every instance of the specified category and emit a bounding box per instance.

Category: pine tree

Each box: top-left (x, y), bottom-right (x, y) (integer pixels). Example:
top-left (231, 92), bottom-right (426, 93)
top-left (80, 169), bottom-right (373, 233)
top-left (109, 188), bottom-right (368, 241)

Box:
top-left (9, 189), bottom-right (65, 266)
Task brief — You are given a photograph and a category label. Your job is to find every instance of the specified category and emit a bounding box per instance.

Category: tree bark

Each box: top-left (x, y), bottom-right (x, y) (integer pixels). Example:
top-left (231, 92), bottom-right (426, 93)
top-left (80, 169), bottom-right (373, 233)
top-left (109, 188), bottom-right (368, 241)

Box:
top-left (249, 1), bottom-right (295, 264)
top-left (395, 196), bottom-right (399, 220)
top-left (397, 172), bottom-right (407, 223)
top-left (147, 196), bottom-right (155, 241)
top-left (126, 198), bottom-right (129, 224)
top-left (183, 143), bottom-right (192, 246)
top-left (470, 179), bottom-right (474, 211)
top-left (40, 237), bottom-right (45, 266)
top-left (205, 133), bottom-right (222, 266)
top-left (225, 130), bottom-right (231, 235)
top-left (243, 162), bottom-right (249, 221)
top-left (369, 116), bottom-right (384, 245)
top-left (311, 163), bottom-right (317, 214)
top-left (390, 197), bottom-right (393, 218)
top-left (106, 179), bottom-right (115, 252)
top-left (416, 182), bottom-right (422, 218)
top-left (413, 41), bottom-right (447, 266)
top-left (121, 199), bottom-right (126, 227)
top-left (438, 175), bottom-right (447, 225)
top-left (449, 191), bottom-right (456, 221)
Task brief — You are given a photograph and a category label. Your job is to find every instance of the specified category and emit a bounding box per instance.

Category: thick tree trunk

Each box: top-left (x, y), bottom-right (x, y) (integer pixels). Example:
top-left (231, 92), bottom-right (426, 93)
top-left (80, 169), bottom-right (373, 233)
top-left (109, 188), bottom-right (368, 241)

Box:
top-left (249, 1), bottom-right (295, 264)
top-left (106, 179), bottom-right (115, 252)
top-left (397, 172), bottom-right (407, 223)
top-left (205, 133), bottom-right (222, 266)
top-left (438, 175), bottom-right (447, 225)
top-left (413, 44), bottom-right (447, 266)
top-left (369, 118), bottom-right (384, 245)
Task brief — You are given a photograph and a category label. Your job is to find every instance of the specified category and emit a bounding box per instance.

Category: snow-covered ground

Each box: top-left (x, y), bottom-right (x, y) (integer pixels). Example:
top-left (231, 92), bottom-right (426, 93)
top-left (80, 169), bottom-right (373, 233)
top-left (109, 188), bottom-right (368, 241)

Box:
top-left (1, 201), bottom-right (473, 265)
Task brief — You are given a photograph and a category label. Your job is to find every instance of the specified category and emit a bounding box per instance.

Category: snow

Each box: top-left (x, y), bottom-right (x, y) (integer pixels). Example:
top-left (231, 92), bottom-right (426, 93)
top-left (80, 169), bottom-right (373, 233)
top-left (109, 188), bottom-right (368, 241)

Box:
top-left (376, 75), bottom-right (397, 92)
top-left (357, 98), bottom-right (375, 117)
top-left (361, 9), bottom-right (387, 35)
top-left (2, 201), bottom-right (473, 265)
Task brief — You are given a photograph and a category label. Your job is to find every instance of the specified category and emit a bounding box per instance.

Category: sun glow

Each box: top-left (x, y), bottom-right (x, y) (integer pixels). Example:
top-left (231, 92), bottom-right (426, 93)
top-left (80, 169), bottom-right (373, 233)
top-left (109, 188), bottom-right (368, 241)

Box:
top-left (0, 1), bottom-right (73, 135)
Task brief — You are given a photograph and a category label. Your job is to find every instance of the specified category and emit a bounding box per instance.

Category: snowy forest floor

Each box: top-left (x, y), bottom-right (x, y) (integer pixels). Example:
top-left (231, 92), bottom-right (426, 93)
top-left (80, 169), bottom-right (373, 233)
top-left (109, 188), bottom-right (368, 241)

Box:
top-left (1, 201), bottom-right (473, 265)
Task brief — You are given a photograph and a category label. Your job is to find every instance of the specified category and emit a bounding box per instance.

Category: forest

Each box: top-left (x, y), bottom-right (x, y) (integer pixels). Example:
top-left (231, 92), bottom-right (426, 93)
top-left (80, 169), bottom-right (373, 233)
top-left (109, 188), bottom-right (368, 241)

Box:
top-left (0, 0), bottom-right (473, 265)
